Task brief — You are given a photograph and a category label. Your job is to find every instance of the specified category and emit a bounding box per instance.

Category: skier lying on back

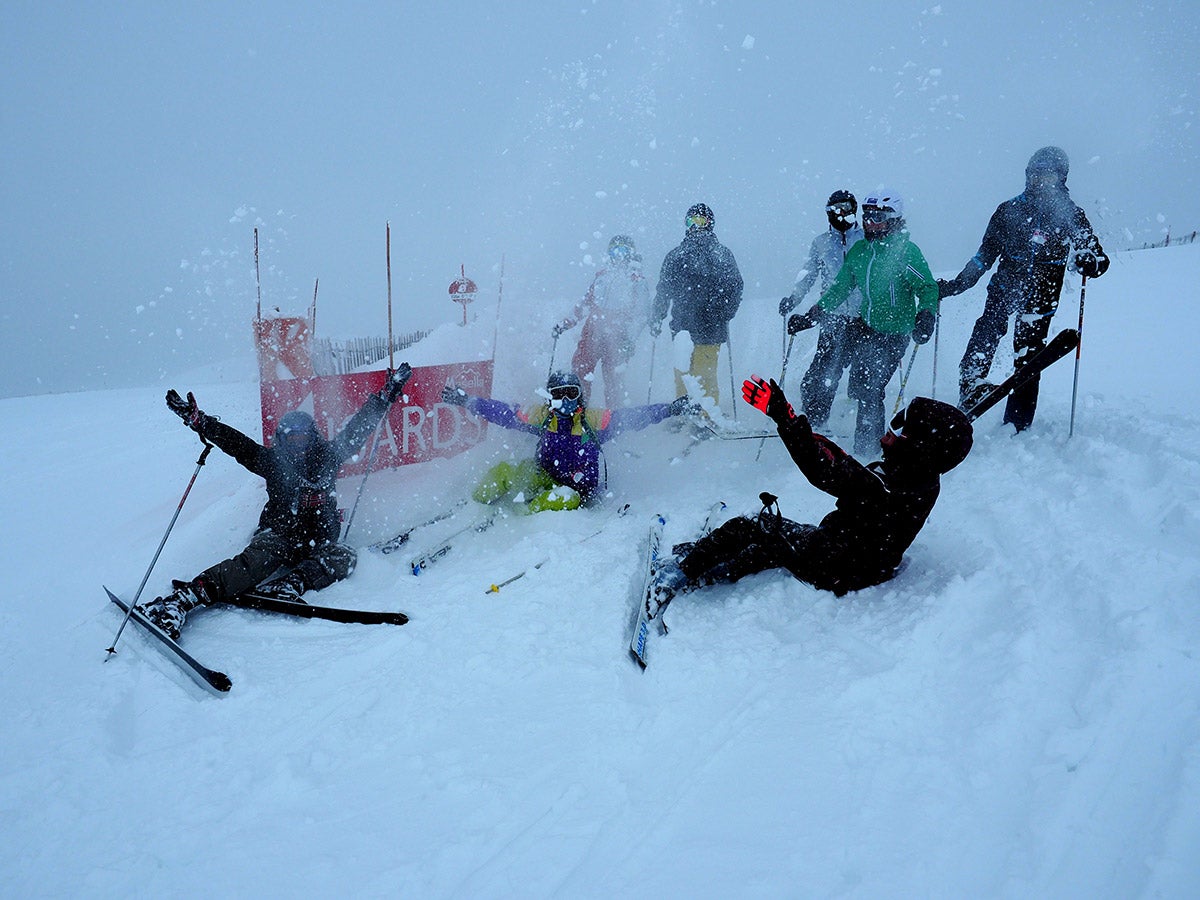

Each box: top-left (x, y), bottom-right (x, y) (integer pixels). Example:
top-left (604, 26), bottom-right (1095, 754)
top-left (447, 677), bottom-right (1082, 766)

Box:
top-left (645, 376), bottom-right (973, 616)
top-left (137, 365), bottom-right (412, 639)
top-left (441, 370), bottom-right (697, 513)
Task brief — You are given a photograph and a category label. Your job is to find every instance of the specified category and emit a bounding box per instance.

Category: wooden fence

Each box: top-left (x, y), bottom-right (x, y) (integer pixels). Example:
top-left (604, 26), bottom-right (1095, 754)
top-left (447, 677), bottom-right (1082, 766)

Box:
top-left (310, 329), bottom-right (432, 376)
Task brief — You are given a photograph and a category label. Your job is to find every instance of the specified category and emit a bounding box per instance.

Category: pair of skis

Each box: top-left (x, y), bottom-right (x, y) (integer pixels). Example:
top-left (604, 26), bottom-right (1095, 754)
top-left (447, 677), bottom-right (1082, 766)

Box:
top-left (105, 586), bottom-right (407, 694)
top-left (367, 500), bottom-right (503, 576)
top-left (629, 502), bottom-right (726, 669)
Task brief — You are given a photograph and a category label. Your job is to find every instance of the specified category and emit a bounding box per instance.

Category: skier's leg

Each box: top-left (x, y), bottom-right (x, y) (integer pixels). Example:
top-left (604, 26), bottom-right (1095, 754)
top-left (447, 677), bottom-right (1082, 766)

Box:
top-left (195, 530), bottom-right (294, 603)
top-left (959, 290), bottom-right (1014, 404)
top-left (690, 343), bottom-right (722, 404)
top-left (294, 542), bottom-right (358, 593)
top-left (852, 331), bottom-right (907, 456)
top-left (800, 316), bottom-right (848, 427)
top-left (677, 515), bottom-right (787, 585)
top-left (571, 321), bottom-right (601, 385)
top-left (1004, 282), bottom-right (1060, 431)
top-left (473, 460), bottom-right (525, 504)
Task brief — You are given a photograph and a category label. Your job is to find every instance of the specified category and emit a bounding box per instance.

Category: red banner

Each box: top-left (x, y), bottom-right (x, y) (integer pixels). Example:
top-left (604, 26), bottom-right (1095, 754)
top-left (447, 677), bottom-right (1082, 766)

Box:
top-left (256, 317), bottom-right (492, 473)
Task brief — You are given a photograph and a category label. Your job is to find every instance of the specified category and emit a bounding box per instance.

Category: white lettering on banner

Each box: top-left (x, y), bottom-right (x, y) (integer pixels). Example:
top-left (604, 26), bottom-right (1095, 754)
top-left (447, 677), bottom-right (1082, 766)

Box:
top-left (402, 406), bottom-right (427, 454)
top-left (374, 417), bottom-right (399, 457)
top-left (432, 403), bottom-right (462, 449)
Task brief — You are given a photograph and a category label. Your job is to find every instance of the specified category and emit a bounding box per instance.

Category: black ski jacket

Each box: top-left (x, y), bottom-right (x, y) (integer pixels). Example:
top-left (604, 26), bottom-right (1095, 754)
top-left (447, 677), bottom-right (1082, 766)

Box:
top-left (777, 415), bottom-right (941, 593)
top-left (940, 187), bottom-right (1107, 308)
top-left (653, 230), bottom-right (744, 345)
top-left (194, 394), bottom-right (389, 547)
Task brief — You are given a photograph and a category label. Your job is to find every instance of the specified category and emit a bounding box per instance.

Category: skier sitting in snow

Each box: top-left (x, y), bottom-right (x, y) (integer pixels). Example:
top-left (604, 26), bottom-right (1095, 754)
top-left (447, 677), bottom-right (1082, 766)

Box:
top-left (645, 376), bottom-right (972, 616)
top-left (441, 370), bottom-right (696, 513)
top-left (137, 365), bottom-right (412, 639)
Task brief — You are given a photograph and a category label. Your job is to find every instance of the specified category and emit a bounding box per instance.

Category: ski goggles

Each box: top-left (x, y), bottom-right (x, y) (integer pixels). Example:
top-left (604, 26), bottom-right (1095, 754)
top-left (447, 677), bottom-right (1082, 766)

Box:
top-left (826, 200), bottom-right (856, 217)
top-left (686, 212), bottom-right (711, 230)
top-left (608, 244), bottom-right (632, 260)
top-left (862, 206), bottom-right (900, 224)
top-left (549, 384), bottom-right (581, 401)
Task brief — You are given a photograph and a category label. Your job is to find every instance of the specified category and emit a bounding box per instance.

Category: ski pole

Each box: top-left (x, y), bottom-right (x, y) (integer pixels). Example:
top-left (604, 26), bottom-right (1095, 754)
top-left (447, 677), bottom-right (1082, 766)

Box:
top-left (547, 331), bottom-right (560, 382)
top-left (755, 333), bottom-right (795, 462)
top-left (779, 332), bottom-right (796, 391)
top-left (105, 438), bottom-right (214, 658)
top-left (342, 412), bottom-right (387, 543)
top-left (931, 307), bottom-right (940, 400)
top-left (1068, 275), bottom-right (1087, 438)
top-left (892, 342), bottom-right (921, 415)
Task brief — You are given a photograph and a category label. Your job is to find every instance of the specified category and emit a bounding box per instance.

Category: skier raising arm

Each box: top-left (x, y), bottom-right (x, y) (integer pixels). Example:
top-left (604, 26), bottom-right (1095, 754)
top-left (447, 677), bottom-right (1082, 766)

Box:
top-left (136, 364), bottom-right (412, 639)
top-left (442, 370), bottom-right (697, 512)
top-left (644, 375), bottom-right (972, 618)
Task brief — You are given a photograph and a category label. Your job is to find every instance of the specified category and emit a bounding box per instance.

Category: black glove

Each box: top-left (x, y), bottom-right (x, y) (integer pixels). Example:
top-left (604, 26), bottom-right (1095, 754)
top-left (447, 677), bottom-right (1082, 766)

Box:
top-left (741, 376), bottom-right (797, 426)
top-left (936, 278), bottom-right (953, 300)
top-left (382, 363), bottom-right (413, 404)
top-left (787, 308), bottom-right (821, 335)
top-left (779, 295), bottom-right (797, 316)
top-left (166, 389), bottom-right (203, 431)
top-left (441, 382), bottom-right (469, 407)
top-left (668, 395), bottom-right (699, 417)
top-left (912, 309), bottom-right (936, 345)
top-left (1073, 249), bottom-right (1105, 278)
top-left (551, 322), bottom-right (567, 338)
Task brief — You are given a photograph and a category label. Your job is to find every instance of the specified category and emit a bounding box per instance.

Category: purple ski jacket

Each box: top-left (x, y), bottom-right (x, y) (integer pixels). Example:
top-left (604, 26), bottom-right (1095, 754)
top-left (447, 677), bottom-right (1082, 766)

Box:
top-left (466, 397), bottom-right (672, 498)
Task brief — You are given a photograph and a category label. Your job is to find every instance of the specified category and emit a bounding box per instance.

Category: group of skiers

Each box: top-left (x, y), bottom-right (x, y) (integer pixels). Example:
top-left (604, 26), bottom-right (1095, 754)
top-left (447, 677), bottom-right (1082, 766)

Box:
top-left (136, 145), bottom-right (1108, 642)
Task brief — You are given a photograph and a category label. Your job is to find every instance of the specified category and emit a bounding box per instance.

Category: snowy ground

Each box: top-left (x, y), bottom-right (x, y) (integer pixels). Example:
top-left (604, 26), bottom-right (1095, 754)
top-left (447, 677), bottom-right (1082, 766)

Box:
top-left (2, 245), bottom-right (1199, 897)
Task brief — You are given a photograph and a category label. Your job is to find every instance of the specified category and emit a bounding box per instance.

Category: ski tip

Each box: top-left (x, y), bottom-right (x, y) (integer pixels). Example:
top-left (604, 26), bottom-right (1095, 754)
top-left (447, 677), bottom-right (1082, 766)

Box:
top-left (210, 673), bottom-right (233, 692)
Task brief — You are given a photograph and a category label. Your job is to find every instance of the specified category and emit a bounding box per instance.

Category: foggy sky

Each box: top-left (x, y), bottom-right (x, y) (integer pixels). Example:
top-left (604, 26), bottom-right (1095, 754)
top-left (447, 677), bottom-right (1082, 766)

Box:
top-left (2, 0), bottom-right (1196, 398)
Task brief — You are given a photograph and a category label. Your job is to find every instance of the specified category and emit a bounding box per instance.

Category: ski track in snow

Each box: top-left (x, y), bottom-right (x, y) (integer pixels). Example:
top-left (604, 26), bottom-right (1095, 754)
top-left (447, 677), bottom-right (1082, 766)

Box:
top-left (2, 246), bottom-right (1199, 896)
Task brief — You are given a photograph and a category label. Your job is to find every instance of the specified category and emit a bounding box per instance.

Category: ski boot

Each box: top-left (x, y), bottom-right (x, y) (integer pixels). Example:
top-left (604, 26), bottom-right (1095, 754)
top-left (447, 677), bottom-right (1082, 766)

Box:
top-left (255, 572), bottom-right (308, 603)
top-left (139, 580), bottom-right (209, 641)
top-left (646, 558), bottom-right (689, 620)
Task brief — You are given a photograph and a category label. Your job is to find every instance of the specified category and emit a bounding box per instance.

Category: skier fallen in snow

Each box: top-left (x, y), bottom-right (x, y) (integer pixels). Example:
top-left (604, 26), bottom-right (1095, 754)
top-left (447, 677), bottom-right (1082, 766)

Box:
top-left (646, 376), bottom-right (973, 615)
top-left (137, 365), bottom-right (412, 639)
top-left (441, 370), bottom-right (697, 513)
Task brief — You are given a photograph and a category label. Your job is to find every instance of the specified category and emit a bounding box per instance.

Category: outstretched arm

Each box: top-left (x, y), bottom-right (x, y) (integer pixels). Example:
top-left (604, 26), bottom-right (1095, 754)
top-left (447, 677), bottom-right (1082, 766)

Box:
top-left (166, 389), bottom-right (267, 474)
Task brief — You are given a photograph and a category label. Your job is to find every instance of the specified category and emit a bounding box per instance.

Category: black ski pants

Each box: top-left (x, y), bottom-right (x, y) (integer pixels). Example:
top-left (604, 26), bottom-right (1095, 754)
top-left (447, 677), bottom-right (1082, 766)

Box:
top-left (678, 514), bottom-right (821, 587)
top-left (959, 265), bottom-right (1065, 431)
top-left (799, 314), bottom-right (852, 428)
top-left (196, 529), bottom-right (356, 603)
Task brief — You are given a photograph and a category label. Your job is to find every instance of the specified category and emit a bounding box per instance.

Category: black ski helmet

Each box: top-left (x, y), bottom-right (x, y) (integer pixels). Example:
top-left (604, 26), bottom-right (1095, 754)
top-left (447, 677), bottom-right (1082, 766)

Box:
top-left (1025, 146), bottom-right (1069, 191)
top-left (686, 203), bottom-right (714, 232)
top-left (885, 397), bottom-right (973, 475)
top-left (275, 410), bottom-right (319, 455)
top-left (546, 370), bottom-right (585, 416)
top-left (826, 189), bottom-right (857, 232)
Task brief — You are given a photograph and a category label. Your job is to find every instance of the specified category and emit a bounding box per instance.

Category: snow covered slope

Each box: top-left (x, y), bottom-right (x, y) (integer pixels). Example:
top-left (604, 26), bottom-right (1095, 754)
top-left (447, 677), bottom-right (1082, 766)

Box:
top-left (2, 245), bottom-right (1198, 897)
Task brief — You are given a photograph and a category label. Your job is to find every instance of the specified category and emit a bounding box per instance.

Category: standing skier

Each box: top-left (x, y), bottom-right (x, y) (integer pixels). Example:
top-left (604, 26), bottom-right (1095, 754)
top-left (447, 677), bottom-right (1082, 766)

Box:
top-left (552, 234), bottom-right (652, 406)
top-left (647, 376), bottom-right (973, 614)
top-left (650, 203), bottom-right (744, 404)
top-left (788, 189), bottom-right (938, 455)
top-left (137, 365), bottom-right (412, 639)
top-left (442, 371), bottom-right (696, 512)
top-left (939, 146), bottom-right (1109, 430)
top-left (779, 189), bottom-right (865, 427)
